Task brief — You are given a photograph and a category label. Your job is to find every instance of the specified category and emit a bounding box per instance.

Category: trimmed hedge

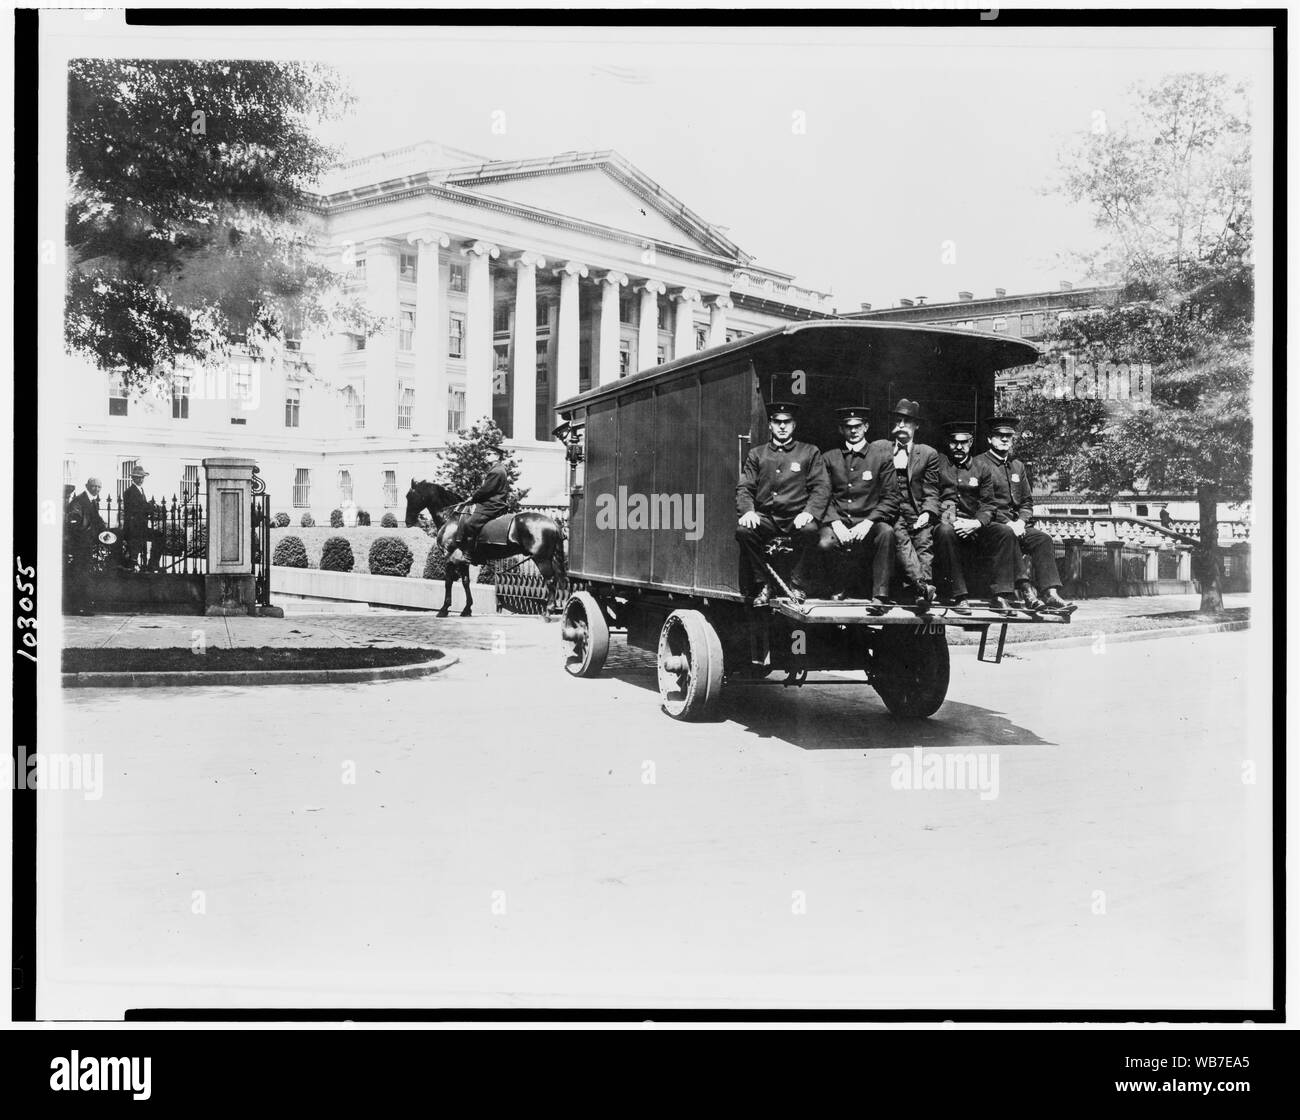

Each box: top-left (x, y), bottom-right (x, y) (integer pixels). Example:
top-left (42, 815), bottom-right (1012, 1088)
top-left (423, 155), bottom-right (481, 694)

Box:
top-left (272, 535), bottom-right (309, 568)
top-left (320, 536), bottom-right (355, 573)
top-left (423, 543), bottom-right (448, 580)
top-left (274, 512), bottom-right (291, 528)
top-left (300, 512), bottom-right (315, 528)
top-left (381, 511), bottom-right (398, 527)
top-left (330, 508), bottom-right (344, 528)
top-left (368, 536), bottom-right (414, 577)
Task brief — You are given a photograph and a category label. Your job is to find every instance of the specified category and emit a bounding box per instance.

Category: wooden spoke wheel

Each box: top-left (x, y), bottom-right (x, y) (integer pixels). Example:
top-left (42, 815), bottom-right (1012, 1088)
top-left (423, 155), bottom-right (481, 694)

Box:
top-left (657, 609), bottom-right (725, 721)
top-left (870, 628), bottom-right (950, 719)
top-left (561, 591), bottom-right (610, 678)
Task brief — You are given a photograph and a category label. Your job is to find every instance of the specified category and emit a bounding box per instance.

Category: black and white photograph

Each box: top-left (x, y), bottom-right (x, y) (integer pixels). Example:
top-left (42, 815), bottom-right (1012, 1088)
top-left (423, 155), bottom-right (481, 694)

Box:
top-left (15, 6), bottom-right (1281, 1046)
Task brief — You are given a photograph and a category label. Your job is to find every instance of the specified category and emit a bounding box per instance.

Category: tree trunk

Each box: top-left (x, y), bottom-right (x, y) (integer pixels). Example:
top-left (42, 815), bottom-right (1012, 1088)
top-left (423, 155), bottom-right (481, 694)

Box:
top-left (1196, 486), bottom-right (1224, 616)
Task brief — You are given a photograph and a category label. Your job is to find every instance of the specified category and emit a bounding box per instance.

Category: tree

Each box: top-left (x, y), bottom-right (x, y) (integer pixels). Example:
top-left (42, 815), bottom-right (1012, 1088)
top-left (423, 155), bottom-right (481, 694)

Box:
top-left (434, 418), bottom-right (529, 510)
top-left (1025, 73), bottom-right (1254, 615)
top-left (65, 59), bottom-right (375, 391)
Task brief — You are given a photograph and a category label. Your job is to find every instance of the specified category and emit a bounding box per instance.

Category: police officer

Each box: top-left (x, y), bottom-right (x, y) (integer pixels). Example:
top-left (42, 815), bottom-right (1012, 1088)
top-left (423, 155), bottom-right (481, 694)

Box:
top-left (449, 445), bottom-right (512, 564)
top-left (888, 399), bottom-right (942, 605)
top-left (815, 405), bottom-right (898, 603)
top-left (736, 401), bottom-right (829, 606)
top-left (974, 416), bottom-right (1073, 611)
top-left (933, 420), bottom-right (988, 609)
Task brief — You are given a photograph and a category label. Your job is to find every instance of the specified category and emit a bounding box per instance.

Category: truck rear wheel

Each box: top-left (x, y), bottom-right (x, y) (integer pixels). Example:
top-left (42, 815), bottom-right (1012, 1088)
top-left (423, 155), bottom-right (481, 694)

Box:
top-left (561, 591), bottom-right (610, 677)
top-left (870, 629), bottom-right (950, 719)
top-left (657, 609), bottom-right (725, 720)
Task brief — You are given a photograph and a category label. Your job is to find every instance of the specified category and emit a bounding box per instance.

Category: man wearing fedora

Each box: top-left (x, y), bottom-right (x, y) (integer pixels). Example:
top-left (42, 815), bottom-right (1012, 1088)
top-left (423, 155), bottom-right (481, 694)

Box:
top-left (887, 398), bottom-right (942, 605)
top-left (736, 400), bottom-right (830, 606)
top-left (122, 464), bottom-right (164, 572)
top-left (815, 405), bottom-right (899, 603)
top-left (974, 416), bottom-right (1073, 611)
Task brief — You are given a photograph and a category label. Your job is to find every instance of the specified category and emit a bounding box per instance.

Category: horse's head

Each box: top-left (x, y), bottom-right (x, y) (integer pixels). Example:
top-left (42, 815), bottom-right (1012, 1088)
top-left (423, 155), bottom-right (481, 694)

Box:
top-left (405, 479), bottom-right (467, 527)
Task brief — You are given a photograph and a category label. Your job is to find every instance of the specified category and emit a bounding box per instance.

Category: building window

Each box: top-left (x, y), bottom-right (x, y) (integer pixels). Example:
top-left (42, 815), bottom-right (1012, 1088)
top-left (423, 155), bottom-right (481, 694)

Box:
top-left (350, 252), bottom-right (366, 281)
top-left (448, 262), bottom-right (466, 293)
top-left (493, 302), bottom-right (510, 334)
top-left (1135, 504), bottom-right (1149, 517)
top-left (618, 339), bottom-right (632, 376)
top-left (117, 460), bottom-right (138, 504)
top-left (63, 458), bottom-right (77, 487)
top-left (399, 305), bottom-right (416, 351)
top-left (657, 299), bottom-right (669, 331)
top-left (447, 387), bottom-right (466, 432)
top-left (338, 468), bottom-right (353, 503)
top-left (346, 332), bottom-right (367, 352)
top-left (231, 363), bottom-right (255, 407)
top-left (656, 344), bottom-right (666, 365)
top-left (285, 387), bottom-right (301, 428)
top-left (171, 374), bottom-right (190, 419)
top-left (619, 293), bottom-right (636, 325)
top-left (397, 383), bottom-right (414, 430)
top-left (383, 470), bottom-right (398, 508)
top-left (181, 464), bottom-right (200, 503)
top-left (293, 468), bottom-right (311, 508)
top-left (536, 297), bottom-right (550, 330)
top-left (108, 373), bottom-right (128, 416)
top-left (284, 310), bottom-right (303, 352)
top-left (536, 340), bottom-right (549, 388)
top-left (343, 384), bottom-right (365, 430)
top-left (448, 312), bottom-right (465, 358)
top-left (399, 251), bottom-right (418, 282)
top-left (695, 326), bottom-right (708, 352)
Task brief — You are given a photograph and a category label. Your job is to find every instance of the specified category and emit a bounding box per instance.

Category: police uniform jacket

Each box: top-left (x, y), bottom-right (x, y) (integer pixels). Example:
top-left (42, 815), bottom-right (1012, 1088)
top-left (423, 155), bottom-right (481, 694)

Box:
top-left (974, 451), bottom-right (1036, 525)
top-left (939, 455), bottom-right (993, 526)
top-left (890, 440), bottom-right (942, 518)
top-left (736, 440), bottom-right (830, 522)
top-left (824, 442), bottom-right (899, 526)
top-left (469, 461), bottom-right (512, 515)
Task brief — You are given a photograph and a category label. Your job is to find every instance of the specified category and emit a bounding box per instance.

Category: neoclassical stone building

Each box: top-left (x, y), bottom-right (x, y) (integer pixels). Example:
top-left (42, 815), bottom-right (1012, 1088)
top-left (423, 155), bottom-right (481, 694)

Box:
top-left (63, 141), bottom-right (833, 514)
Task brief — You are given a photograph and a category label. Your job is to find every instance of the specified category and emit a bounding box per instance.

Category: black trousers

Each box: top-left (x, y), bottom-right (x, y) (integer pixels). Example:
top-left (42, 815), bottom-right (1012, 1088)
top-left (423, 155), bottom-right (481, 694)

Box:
top-left (1018, 527), bottom-right (1063, 591)
top-left (735, 512), bottom-right (818, 594)
top-left (455, 503), bottom-right (508, 552)
top-left (894, 509), bottom-right (934, 588)
top-left (934, 522), bottom-right (980, 598)
top-left (814, 520), bottom-right (894, 599)
top-left (976, 522), bottom-right (1062, 594)
top-left (125, 527), bottom-right (164, 570)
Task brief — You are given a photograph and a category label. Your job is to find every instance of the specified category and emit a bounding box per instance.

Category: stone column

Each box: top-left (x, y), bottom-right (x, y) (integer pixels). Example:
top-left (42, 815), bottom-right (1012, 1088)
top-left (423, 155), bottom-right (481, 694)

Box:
top-left (1145, 547), bottom-right (1161, 585)
top-left (1177, 549), bottom-right (1192, 582)
top-left (203, 457), bottom-right (257, 615)
top-left (596, 271), bottom-right (628, 385)
top-left (366, 242), bottom-right (400, 435)
top-left (671, 287), bottom-right (702, 361)
top-left (406, 228), bottom-right (449, 436)
top-left (708, 294), bottom-right (733, 348)
top-left (461, 240), bottom-right (500, 428)
top-left (636, 279), bottom-right (666, 373)
top-left (554, 261), bottom-right (589, 421)
top-left (511, 252), bottom-right (546, 442)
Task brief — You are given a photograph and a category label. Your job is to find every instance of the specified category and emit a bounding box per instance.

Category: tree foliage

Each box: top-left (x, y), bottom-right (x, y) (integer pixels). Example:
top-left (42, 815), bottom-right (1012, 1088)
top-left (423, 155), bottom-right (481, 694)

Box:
top-left (434, 418), bottom-right (529, 511)
top-left (66, 59), bottom-right (375, 388)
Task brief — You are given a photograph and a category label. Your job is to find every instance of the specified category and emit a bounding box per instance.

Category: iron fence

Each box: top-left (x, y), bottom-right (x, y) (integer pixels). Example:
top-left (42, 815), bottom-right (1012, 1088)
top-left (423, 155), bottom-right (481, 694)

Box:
top-left (83, 492), bottom-right (208, 574)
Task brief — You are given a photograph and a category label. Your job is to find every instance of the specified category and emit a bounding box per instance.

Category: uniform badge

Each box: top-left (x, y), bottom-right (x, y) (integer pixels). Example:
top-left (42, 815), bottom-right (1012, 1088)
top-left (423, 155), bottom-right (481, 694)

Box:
top-left (967, 477), bottom-right (979, 486)
top-left (1011, 473), bottom-right (1020, 482)
top-left (790, 461), bottom-right (801, 472)
top-left (863, 471), bottom-right (872, 479)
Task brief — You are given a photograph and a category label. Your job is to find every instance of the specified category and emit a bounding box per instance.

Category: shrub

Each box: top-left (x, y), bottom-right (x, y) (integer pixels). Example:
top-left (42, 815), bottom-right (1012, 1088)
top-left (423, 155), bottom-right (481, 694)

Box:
top-left (300, 512), bottom-right (315, 528)
top-left (368, 536), bottom-right (413, 577)
top-left (423, 543), bottom-right (448, 580)
top-left (272, 535), bottom-right (309, 568)
top-left (475, 559), bottom-right (496, 585)
top-left (320, 536), bottom-right (355, 573)
top-left (274, 512), bottom-right (291, 528)
top-left (356, 509), bottom-right (371, 526)
top-left (381, 511), bottom-right (398, 527)
top-left (330, 508), bottom-right (344, 528)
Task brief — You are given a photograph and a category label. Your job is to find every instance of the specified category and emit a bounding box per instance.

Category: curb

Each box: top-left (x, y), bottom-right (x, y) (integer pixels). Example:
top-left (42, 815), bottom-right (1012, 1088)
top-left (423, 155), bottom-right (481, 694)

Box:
top-left (950, 618), bottom-right (1250, 655)
top-left (61, 653), bottom-right (459, 689)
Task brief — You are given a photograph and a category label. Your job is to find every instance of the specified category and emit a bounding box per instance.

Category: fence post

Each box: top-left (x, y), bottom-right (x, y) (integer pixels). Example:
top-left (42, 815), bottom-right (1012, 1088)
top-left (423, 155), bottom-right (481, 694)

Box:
top-left (1144, 547), bottom-right (1160, 588)
top-left (1105, 541), bottom-right (1126, 597)
top-left (202, 457), bottom-right (258, 615)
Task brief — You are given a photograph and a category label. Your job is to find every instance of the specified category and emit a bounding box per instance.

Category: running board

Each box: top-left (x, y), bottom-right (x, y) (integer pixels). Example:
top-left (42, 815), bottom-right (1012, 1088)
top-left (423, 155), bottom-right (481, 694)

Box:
top-left (768, 598), bottom-right (1074, 627)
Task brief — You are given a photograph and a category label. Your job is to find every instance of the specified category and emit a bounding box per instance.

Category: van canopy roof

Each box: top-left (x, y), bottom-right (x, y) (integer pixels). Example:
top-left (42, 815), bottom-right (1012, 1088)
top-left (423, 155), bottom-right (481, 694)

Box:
top-left (557, 319), bottom-right (1040, 414)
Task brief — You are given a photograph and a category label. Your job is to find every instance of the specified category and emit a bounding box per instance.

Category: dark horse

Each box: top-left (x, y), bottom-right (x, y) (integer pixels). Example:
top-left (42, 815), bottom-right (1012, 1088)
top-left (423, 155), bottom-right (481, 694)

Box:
top-left (404, 479), bottom-right (567, 618)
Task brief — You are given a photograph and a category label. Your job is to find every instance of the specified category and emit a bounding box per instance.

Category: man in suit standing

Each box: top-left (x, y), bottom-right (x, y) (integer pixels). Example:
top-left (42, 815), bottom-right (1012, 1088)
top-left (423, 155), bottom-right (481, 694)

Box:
top-left (122, 465), bottom-right (163, 571)
top-left (65, 477), bottom-right (108, 613)
top-left (814, 405), bottom-right (899, 603)
top-left (974, 416), bottom-right (1073, 611)
top-left (887, 399), bottom-right (942, 605)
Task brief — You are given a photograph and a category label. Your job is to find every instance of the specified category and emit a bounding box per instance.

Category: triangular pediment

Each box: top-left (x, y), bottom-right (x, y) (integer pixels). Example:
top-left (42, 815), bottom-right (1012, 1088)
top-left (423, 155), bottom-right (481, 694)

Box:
top-left (451, 165), bottom-right (739, 259)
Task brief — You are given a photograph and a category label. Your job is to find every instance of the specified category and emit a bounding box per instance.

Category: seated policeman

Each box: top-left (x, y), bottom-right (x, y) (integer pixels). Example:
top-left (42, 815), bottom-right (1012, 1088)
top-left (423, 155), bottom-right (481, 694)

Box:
top-left (933, 419), bottom-right (988, 608)
top-left (816, 405), bottom-right (899, 603)
top-left (736, 400), bottom-right (829, 606)
top-left (974, 415), bottom-right (1074, 611)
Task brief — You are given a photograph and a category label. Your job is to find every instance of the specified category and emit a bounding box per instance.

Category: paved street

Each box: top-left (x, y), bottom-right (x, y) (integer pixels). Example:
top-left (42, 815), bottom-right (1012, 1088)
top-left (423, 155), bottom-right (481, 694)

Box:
top-left (44, 617), bottom-right (1270, 1015)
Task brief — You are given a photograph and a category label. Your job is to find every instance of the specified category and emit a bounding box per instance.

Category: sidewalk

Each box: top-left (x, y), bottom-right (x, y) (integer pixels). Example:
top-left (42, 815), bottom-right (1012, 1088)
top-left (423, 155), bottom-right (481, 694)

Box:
top-left (61, 592), bottom-right (1251, 652)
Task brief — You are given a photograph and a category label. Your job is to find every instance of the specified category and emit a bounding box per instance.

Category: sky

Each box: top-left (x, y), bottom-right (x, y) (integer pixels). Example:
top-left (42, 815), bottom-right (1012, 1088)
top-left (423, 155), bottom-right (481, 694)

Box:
top-left (301, 25), bottom-right (1270, 312)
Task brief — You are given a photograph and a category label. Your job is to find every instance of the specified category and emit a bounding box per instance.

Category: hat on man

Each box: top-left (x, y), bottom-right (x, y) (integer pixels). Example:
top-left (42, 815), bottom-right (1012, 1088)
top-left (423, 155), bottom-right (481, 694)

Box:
top-left (130, 466), bottom-right (149, 479)
top-left (834, 405), bottom-right (870, 423)
top-left (890, 398), bottom-right (922, 421)
top-left (943, 419), bottom-right (977, 436)
top-left (987, 415), bottom-right (1020, 434)
top-left (765, 401), bottom-right (801, 420)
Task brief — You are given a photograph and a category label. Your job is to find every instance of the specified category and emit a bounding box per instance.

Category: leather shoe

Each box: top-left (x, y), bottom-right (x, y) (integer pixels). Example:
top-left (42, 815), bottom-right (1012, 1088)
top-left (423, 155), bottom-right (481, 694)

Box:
top-left (1043, 588), bottom-right (1074, 610)
top-left (752, 585), bottom-right (773, 607)
top-left (946, 596), bottom-right (971, 611)
top-left (991, 595), bottom-right (1015, 611)
top-left (1016, 581), bottom-right (1044, 610)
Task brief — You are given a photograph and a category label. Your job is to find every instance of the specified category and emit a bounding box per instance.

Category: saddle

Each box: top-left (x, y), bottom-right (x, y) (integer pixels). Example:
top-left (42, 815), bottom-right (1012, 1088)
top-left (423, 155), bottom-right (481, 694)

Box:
top-left (475, 512), bottom-right (517, 549)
